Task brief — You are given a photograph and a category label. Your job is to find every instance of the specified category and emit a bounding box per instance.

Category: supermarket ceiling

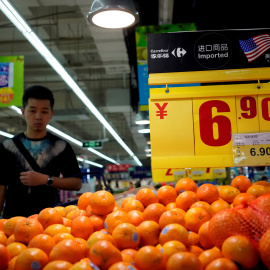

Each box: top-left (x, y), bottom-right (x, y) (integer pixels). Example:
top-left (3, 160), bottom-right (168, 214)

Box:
top-left (0, 0), bottom-right (270, 169)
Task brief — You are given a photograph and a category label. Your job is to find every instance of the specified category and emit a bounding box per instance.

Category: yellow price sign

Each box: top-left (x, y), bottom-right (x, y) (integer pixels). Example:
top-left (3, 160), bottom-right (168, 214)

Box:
top-left (232, 132), bottom-right (270, 166)
top-left (149, 82), bottom-right (270, 169)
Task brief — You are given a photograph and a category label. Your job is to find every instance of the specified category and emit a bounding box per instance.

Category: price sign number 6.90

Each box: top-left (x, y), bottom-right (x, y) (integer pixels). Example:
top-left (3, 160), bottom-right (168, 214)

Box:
top-left (250, 147), bottom-right (270, 156)
top-left (199, 97), bottom-right (270, 148)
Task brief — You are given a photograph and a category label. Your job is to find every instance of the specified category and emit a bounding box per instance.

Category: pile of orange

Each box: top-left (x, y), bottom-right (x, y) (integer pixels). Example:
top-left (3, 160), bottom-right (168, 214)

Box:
top-left (0, 178), bottom-right (270, 270)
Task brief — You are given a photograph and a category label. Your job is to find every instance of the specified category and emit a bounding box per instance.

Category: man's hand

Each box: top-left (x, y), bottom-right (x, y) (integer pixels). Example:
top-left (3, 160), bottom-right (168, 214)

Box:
top-left (20, 171), bottom-right (47, 186)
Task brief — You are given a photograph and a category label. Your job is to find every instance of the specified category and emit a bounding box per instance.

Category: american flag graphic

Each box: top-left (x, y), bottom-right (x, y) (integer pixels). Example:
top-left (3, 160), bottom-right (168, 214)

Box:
top-left (239, 34), bottom-right (270, 63)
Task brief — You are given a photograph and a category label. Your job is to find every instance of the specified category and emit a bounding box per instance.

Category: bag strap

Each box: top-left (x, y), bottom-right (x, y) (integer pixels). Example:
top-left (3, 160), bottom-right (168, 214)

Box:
top-left (12, 135), bottom-right (42, 173)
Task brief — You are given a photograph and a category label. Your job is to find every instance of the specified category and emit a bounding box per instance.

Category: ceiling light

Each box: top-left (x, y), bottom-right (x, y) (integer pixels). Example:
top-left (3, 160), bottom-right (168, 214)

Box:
top-left (138, 125), bottom-right (150, 134)
top-left (87, 0), bottom-right (139, 29)
top-left (146, 153), bottom-right (151, 157)
top-left (145, 145), bottom-right (151, 152)
top-left (0, 0), bottom-right (142, 167)
top-left (134, 111), bottom-right (149, 125)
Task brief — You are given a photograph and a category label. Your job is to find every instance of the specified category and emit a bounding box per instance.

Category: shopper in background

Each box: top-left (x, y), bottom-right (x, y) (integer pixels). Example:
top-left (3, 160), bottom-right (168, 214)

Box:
top-left (0, 85), bottom-right (82, 218)
top-left (261, 175), bottom-right (268, 182)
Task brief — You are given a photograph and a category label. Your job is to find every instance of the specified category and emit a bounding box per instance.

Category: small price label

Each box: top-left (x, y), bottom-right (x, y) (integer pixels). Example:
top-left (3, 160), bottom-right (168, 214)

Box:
top-left (232, 132), bottom-right (270, 166)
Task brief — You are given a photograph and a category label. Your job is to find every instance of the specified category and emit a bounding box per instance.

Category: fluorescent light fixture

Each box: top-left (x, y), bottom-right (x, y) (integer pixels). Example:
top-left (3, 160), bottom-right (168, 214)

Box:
top-left (0, 130), bottom-right (14, 138)
top-left (0, 0), bottom-right (142, 166)
top-left (134, 111), bottom-right (150, 125)
top-left (87, 147), bottom-right (119, 165)
top-left (146, 153), bottom-right (151, 157)
top-left (132, 155), bottom-right (143, 166)
top-left (77, 157), bottom-right (103, 168)
top-left (87, 0), bottom-right (139, 29)
top-left (138, 125), bottom-right (150, 134)
top-left (145, 145), bottom-right (151, 152)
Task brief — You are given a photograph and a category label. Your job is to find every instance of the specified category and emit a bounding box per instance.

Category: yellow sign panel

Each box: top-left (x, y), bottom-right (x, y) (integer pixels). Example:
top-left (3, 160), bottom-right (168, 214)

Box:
top-left (149, 82), bottom-right (270, 170)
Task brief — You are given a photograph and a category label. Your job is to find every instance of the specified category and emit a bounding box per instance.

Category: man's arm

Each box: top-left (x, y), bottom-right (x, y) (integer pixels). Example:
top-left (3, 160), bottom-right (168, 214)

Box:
top-left (20, 171), bottom-right (82, 191)
top-left (0, 185), bottom-right (6, 216)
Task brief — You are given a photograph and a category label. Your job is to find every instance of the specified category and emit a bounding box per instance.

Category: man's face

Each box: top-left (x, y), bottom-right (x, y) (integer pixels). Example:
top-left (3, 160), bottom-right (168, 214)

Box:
top-left (21, 98), bottom-right (54, 132)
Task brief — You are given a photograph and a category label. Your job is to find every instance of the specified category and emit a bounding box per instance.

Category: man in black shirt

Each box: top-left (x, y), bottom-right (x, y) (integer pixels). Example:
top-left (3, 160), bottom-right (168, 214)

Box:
top-left (0, 85), bottom-right (82, 218)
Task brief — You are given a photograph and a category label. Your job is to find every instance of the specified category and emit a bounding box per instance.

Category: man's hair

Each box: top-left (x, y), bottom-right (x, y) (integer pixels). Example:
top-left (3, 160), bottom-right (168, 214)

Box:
top-left (23, 85), bottom-right (55, 109)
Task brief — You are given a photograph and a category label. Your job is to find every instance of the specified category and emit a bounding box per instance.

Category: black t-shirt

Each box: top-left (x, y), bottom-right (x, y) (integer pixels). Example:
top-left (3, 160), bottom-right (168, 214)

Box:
top-left (0, 132), bottom-right (81, 218)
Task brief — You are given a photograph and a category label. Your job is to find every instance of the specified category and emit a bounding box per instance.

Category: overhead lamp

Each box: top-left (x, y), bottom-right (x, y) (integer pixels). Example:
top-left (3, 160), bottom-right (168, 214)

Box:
top-left (134, 111), bottom-right (149, 125)
top-left (87, 0), bottom-right (139, 29)
top-left (1, 0), bottom-right (143, 167)
top-left (144, 145), bottom-right (151, 152)
top-left (138, 125), bottom-right (150, 134)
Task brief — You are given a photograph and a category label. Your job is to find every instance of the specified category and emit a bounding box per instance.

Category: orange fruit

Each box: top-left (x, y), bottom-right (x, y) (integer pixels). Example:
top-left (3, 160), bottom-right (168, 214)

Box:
top-left (109, 262), bottom-right (138, 270)
top-left (69, 209), bottom-right (87, 220)
top-left (0, 219), bottom-right (7, 231)
top-left (7, 234), bottom-right (15, 245)
top-left (121, 253), bottom-right (134, 264)
top-left (218, 186), bottom-right (240, 203)
top-left (112, 223), bottom-right (140, 250)
top-left (54, 206), bottom-right (66, 217)
top-left (28, 233), bottom-right (55, 256)
top-left (88, 214), bottom-right (105, 231)
top-left (231, 175), bottom-right (252, 193)
top-left (142, 203), bottom-right (166, 223)
top-left (161, 240), bottom-right (187, 260)
top-left (196, 183), bottom-right (219, 204)
top-left (188, 245), bottom-right (204, 257)
top-left (135, 188), bottom-right (159, 207)
top-left (49, 238), bottom-right (85, 264)
top-left (104, 210), bottom-right (131, 234)
top-left (157, 185), bottom-right (178, 206)
top-left (167, 252), bottom-right (202, 270)
top-left (159, 209), bottom-right (186, 230)
top-left (70, 258), bottom-right (99, 270)
top-left (185, 207), bottom-right (210, 233)
top-left (43, 260), bottom-right (73, 270)
top-left (70, 215), bottom-right (94, 240)
top-left (259, 228), bottom-right (270, 269)
top-left (89, 190), bottom-right (115, 215)
top-left (121, 197), bottom-right (136, 208)
top-left (190, 201), bottom-right (215, 217)
top-left (205, 258), bottom-right (238, 270)
top-left (64, 205), bottom-right (78, 215)
top-left (176, 191), bottom-right (199, 211)
top-left (14, 248), bottom-right (48, 270)
top-left (246, 184), bottom-right (269, 198)
top-left (85, 230), bottom-right (116, 254)
top-left (89, 240), bottom-right (122, 270)
top-left (62, 217), bottom-right (72, 227)
top-left (221, 235), bottom-right (259, 269)
top-left (198, 248), bottom-right (223, 269)
top-left (77, 192), bottom-right (93, 210)
top-left (0, 231), bottom-right (7, 246)
top-left (187, 231), bottom-right (200, 246)
top-left (74, 238), bottom-right (88, 257)
top-left (123, 199), bottom-right (144, 212)
top-left (7, 255), bottom-right (18, 270)
top-left (127, 210), bottom-right (143, 226)
top-left (166, 202), bottom-right (177, 210)
top-left (198, 221), bottom-right (214, 249)
top-left (210, 199), bottom-right (230, 214)
top-left (13, 218), bottom-right (43, 245)
top-left (137, 220), bottom-right (160, 246)
top-left (43, 223), bottom-right (69, 237)
top-left (38, 207), bottom-right (63, 229)
top-left (175, 178), bottom-right (197, 194)
top-left (159, 223), bottom-right (189, 246)
top-left (6, 242), bottom-right (27, 259)
top-left (85, 205), bottom-right (94, 217)
top-left (232, 193), bottom-right (256, 207)
top-left (134, 245), bottom-right (166, 270)
top-left (4, 216), bottom-right (25, 237)
top-left (121, 248), bottom-right (138, 259)
top-left (53, 232), bottom-right (75, 244)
